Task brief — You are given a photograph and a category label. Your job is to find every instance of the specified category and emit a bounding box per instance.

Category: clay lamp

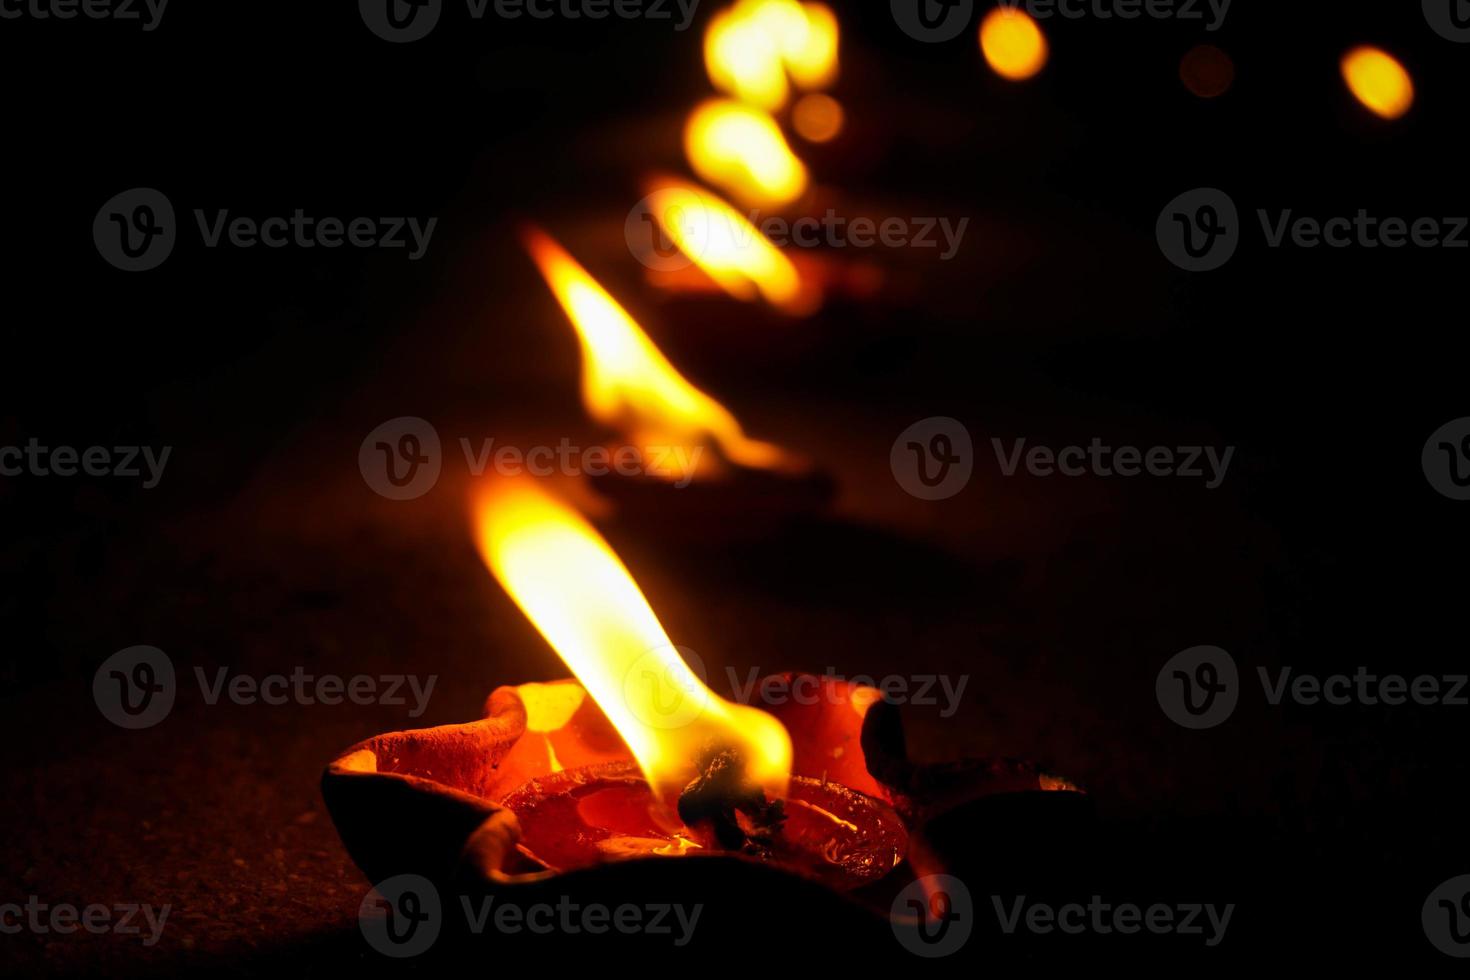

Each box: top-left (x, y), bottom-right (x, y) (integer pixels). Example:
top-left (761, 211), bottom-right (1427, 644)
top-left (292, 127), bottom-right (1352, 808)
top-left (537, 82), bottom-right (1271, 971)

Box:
top-left (322, 481), bottom-right (1078, 950)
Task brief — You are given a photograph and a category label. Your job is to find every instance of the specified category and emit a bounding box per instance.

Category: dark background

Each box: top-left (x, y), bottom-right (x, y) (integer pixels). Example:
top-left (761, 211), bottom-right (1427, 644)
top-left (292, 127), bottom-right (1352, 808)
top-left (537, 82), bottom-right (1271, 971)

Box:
top-left (2, 0), bottom-right (1467, 972)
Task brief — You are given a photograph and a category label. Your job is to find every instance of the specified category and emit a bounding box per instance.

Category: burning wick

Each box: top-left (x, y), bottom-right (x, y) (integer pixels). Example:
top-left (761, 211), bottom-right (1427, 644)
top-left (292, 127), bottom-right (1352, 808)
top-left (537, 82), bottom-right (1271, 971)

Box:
top-left (677, 744), bottom-right (787, 851)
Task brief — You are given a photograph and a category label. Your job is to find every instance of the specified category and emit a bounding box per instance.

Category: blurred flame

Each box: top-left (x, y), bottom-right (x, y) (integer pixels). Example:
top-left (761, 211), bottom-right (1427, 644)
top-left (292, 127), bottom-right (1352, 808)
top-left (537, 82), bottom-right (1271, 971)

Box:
top-left (474, 480), bottom-right (793, 802)
top-left (792, 92), bottom-right (845, 143)
top-left (980, 7), bottom-right (1048, 81)
top-left (686, 98), bottom-right (809, 209)
top-left (643, 177), bottom-right (815, 314)
top-left (705, 0), bottom-right (839, 111)
top-left (1341, 46), bottom-right (1413, 120)
top-left (522, 227), bottom-right (795, 476)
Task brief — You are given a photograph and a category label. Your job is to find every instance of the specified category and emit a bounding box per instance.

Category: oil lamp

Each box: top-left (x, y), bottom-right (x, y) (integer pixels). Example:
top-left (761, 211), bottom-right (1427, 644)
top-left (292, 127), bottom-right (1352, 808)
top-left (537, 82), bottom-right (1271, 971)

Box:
top-left (321, 480), bottom-right (1079, 948)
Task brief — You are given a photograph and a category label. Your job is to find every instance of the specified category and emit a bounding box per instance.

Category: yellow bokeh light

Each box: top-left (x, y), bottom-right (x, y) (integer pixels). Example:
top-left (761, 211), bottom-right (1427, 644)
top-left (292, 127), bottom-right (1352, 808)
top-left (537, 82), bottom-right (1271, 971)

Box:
top-left (1341, 46), bottom-right (1414, 120)
top-left (685, 98), bottom-right (809, 209)
top-left (979, 7), bottom-right (1048, 82)
top-left (704, 0), bottom-right (839, 111)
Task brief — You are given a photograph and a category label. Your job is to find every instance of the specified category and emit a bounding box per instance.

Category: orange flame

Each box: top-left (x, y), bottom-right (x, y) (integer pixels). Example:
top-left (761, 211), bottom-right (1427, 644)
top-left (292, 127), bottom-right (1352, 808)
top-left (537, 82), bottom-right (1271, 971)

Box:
top-left (522, 227), bottom-right (796, 478)
top-left (473, 480), bottom-right (793, 803)
top-left (642, 177), bottom-right (816, 314)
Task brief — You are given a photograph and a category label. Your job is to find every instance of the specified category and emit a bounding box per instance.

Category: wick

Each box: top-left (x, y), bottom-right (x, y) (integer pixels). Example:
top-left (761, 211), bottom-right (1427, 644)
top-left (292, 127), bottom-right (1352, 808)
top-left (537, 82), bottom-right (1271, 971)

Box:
top-left (676, 744), bottom-right (785, 851)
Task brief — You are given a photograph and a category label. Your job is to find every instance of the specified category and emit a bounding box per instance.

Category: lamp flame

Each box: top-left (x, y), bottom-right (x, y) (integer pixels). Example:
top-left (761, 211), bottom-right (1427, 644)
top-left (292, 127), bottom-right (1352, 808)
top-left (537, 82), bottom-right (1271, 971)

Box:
top-left (473, 480), bottom-right (793, 803)
top-left (704, 0), bottom-right (839, 112)
top-left (642, 177), bottom-right (815, 314)
top-left (522, 227), bottom-right (796, 478)
top-left (686, 98), bottom-right (809, 209)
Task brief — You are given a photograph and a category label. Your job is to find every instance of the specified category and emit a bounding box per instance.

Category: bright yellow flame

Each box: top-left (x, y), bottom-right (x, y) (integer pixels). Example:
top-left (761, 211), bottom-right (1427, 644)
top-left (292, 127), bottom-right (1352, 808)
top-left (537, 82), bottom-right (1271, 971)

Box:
top-left (704, 0), bottom-right (839, 111)
top-left (474, 480), bottom-right (793, 802)
top-left (643, 178), bottom-right (813, 314)
top-left (522, 227), bottom-right (794, 475)
top-left (980, 7), bottom-right (1048, 82)
top-left (778, 3), bottom-right (839, 90)
top-left (1341, 46), bottom-right (1413, 120)
top-left (686, 98), bottom-right (809, 209)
